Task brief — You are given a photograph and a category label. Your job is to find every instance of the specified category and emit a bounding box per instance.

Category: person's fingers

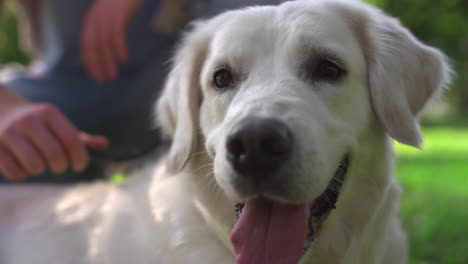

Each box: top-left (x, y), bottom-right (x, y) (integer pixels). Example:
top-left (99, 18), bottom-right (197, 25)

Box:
top-left (98, 1), bottom-right (125, 80)
top-left (111, 8), bottom-right (129, 63)
top-left (81, 32), bottom-right (101, 81)
top-left (79, 133), bottom-right (109, 152)
top-left (0, 145), bottom-right (27, 182)
top-left (81, 11), bottom-right (106, 82)
top-left (118, 0), bottom-right (144, 62)
top-left (99, 17), bottom-right (119, 81)
top-left (24, 117), bottom-right (68, 174)
top-left (40, 104), bottom-right (89, 173)
top-left (0, 127), bottom-right (45, 176)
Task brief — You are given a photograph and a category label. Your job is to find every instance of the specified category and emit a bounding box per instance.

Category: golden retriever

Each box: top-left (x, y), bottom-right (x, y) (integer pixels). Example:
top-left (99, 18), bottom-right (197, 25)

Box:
top-left (0, 0), bottom-right (452, 263)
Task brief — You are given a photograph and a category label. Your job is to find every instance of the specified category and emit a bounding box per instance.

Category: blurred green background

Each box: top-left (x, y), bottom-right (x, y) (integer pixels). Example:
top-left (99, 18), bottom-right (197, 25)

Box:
top-left (0, 0), bottom-right (467, 263)
top-left (367, 1), bottom-right (468, 263)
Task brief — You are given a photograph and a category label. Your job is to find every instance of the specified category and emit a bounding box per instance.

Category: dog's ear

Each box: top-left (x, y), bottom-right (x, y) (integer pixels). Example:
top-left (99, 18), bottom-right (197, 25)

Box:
top-left (339, 3), bottom-right (453, 148)
top-left (156, 21), bottom-right (211, 173)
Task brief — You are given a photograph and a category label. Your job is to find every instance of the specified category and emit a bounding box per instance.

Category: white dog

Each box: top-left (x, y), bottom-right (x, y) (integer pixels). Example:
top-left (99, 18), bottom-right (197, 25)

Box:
top-left (0, 0), bottom-right (452, 263)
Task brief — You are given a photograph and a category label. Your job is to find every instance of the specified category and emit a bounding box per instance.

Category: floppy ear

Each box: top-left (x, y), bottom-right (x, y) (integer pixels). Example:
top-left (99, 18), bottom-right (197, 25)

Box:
top-left (156, 21), bottom-right (212, 173)
top-left (340, 3), bottom-right (453, 147)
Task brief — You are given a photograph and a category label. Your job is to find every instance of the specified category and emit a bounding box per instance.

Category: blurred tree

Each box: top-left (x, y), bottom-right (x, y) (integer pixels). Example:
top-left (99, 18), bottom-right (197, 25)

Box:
top-left (0, 4), bottom-right (30, 65)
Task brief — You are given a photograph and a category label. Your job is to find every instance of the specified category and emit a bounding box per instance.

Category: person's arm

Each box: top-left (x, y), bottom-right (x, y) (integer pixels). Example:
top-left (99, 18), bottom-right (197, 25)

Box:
top-left (0, 85), bottom-right (108, 181)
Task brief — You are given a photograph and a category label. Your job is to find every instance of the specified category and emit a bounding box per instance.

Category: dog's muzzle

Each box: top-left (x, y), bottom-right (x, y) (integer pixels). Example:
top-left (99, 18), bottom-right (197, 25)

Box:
top-left (232, 155), bottom-right (350, 262)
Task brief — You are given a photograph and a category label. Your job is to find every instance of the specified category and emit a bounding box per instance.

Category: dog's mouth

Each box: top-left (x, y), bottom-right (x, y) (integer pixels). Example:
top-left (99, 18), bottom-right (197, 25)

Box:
top-left (230, 155), bottom-right (350, 264)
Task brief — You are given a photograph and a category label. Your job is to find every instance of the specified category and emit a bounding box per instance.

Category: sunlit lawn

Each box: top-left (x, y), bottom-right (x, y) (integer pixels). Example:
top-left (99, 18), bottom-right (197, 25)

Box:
top-left (396, 127), bottom-right (468, 264)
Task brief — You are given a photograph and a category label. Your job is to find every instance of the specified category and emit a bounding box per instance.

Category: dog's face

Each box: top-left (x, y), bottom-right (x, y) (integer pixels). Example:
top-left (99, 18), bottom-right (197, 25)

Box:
top-left (157, 0), bottom-right (450, 203)
top-left (198, 5), bottom-right (369, 203)
top-left (157, 1), bottom-right (450, 261)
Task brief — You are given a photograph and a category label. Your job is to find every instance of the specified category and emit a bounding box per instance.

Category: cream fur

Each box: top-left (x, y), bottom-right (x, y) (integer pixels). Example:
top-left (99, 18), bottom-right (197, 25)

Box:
top-left (0, 1), bottom-right (451, 263)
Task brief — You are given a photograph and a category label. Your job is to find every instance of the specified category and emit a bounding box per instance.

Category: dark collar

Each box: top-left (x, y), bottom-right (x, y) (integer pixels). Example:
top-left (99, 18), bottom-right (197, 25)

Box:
top-left (305, 155), bottom-right (349, 249)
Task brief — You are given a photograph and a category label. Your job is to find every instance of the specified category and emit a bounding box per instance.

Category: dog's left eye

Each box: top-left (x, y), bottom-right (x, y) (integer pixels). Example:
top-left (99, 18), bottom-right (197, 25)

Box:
top-left (308, 59), bottom-right (346, 82)
top-left (213, 69), bottom-right (235, 89)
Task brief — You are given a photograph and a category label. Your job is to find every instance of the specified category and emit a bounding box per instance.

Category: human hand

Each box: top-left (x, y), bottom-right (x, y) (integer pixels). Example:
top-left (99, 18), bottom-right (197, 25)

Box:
top-left (81, 0), bottom-right (144, 82)
top-left (0, 102), bottom-right (108, 182)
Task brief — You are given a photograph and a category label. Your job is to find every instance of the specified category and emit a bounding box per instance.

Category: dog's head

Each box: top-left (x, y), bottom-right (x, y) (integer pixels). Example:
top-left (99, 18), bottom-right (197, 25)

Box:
top-left (157, 0), bottom-right (451, 262)
top-left (157, 0), bottom-right (451, 200)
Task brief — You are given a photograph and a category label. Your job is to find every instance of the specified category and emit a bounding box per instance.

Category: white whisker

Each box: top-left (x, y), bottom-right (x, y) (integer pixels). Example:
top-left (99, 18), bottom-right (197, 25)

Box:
top-left (191, 163), bottom-right (214, 174)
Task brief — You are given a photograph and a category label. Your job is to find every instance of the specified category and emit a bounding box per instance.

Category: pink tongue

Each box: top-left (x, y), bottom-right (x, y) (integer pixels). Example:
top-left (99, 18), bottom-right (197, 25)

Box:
top-left (230, 198), bottom-right (309, 264)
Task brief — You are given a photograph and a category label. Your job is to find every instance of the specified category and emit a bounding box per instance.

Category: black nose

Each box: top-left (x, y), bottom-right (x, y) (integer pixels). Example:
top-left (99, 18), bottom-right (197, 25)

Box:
top-left (226, 118), bottom-right (293, 176)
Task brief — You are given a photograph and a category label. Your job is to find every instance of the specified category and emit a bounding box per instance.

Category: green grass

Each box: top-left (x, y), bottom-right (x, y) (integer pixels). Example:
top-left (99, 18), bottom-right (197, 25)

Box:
top-left (110, 173), bottom-right (127, 185)
top-left (396, 127), bottom-right (468, 264)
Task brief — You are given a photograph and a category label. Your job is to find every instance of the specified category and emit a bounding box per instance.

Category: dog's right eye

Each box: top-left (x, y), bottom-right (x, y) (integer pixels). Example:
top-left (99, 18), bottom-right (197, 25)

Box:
top-left (213, 69), bottom-right (235, 89)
